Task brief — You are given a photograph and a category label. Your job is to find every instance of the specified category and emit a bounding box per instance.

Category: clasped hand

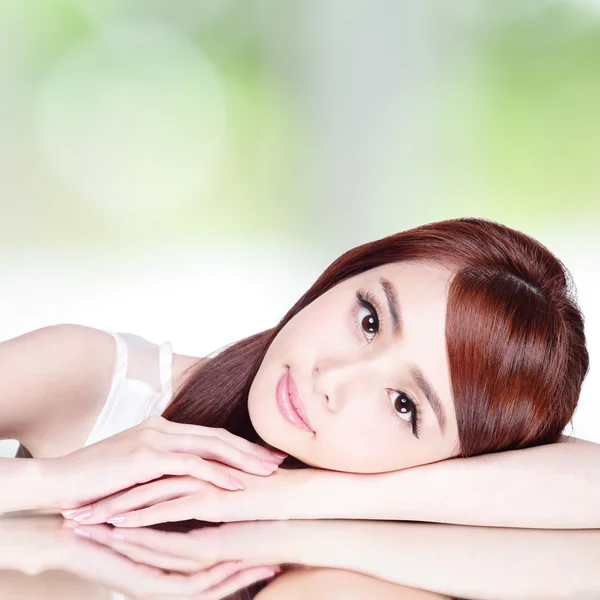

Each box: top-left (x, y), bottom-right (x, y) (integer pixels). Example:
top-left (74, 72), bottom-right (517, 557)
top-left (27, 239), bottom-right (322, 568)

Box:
top-left (44, 416), bottom-right (293, 526)
top-left (0, 515), bottom-right (285, 599)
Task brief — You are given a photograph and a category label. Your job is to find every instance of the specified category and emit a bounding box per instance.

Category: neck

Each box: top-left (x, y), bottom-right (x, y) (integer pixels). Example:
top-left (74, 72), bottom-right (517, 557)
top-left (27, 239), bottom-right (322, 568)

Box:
top-left (171, 353), bottom-right (209, 399)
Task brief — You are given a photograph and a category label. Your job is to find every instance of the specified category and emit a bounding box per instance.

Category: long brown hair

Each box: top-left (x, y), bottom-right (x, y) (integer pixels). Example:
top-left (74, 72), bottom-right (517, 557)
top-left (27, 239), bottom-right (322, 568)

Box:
top-left (162, 217), bottom-right (589, 598)
top-left (163, 217), bottom-right (589, 458)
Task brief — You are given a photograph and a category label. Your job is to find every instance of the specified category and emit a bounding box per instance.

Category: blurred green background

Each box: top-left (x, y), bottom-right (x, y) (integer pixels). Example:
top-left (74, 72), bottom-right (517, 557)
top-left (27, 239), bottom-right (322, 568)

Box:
top-left (0, 0), bottom-right (598, 450)
top-left (1, 0), bottom-right (599, 250)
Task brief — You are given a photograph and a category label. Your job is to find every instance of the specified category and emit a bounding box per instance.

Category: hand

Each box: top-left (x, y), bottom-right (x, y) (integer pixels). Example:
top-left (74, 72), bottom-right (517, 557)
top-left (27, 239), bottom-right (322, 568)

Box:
top-left (42, 416), bottom-right (286, 513)
top-left (0, 515), bottom-right (281, 599)
top-left (63, 519), bottom-right (292, 573)
top-left (56, 523), bottom-right (282, 599)
top-left (69, 465), bottom-right (304, 526)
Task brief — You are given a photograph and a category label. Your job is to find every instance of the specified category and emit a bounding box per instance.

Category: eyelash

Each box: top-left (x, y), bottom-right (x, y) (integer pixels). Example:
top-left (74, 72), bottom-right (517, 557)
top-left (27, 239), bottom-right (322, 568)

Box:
top-left (353, 288), bottom-right (422, 439)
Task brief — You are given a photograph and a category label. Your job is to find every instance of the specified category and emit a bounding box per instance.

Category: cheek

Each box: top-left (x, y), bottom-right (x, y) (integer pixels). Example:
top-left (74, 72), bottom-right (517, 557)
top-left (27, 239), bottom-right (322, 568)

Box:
top-left (319, 417), bottom-right (400, 471)
top-left (282, 304), bottom-right (349, 354)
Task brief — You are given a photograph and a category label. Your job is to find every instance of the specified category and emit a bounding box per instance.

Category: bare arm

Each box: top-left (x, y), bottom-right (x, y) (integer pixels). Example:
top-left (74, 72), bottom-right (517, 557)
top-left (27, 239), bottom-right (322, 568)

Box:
top-left (289, 436), bottom-right (600, 528)
top-left (272, 520), bottom-right (600, 600)
top-left (0, 324), bottom-right (115, 449)
top-left (0, 458), bottom-right (53, 512)
top-left (0, 325), bottom-right (116, 513)
top-left (256, 568), bottom-right (449, 600)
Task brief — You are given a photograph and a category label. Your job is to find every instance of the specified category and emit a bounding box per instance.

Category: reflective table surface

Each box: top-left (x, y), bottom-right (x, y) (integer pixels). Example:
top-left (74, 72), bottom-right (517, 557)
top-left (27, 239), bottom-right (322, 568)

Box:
top-left (1, 513), bottom-right (598, 600)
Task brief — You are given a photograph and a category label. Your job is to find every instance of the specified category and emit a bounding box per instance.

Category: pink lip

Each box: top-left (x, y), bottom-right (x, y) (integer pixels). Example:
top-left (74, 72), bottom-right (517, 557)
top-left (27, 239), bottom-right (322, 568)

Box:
top-left (276, 369), bottom-right (314, 432)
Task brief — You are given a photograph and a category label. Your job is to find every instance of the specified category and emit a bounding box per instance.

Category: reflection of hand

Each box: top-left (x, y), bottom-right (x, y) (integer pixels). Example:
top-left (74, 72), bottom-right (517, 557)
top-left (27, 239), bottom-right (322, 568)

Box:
top-left (72, 518), bottom-right (600, 600)
top-left (73, 465), bottom-right (299, 527)
top-left (65, 519), bottom-right (293, 573)
top-left (48, 416), bottom-right (285, 515)
top-left (64, 522), bottom-right (452, 599)
top-left (0, 516), bottom-right (282, 599)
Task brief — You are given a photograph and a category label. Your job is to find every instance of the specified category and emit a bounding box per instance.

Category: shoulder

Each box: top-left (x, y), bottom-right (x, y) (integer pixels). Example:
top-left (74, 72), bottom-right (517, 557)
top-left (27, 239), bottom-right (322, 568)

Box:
top-left (0, 324), bottom-right (118, 446)
top-left (2, 324), bottom-right (117, 389)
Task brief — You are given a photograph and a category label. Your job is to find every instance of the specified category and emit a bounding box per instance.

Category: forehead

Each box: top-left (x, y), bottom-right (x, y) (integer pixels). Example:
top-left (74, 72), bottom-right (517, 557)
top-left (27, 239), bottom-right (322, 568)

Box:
top-left (358, 261), bottom-right (452, 341)
top-left (359, 260), bottom-right (453, 296)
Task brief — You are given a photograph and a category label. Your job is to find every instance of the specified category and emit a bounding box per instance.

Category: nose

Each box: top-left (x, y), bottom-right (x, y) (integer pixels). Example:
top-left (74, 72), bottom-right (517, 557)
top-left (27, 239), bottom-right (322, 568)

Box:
top-left (313, 357), bottom-right (375, 411)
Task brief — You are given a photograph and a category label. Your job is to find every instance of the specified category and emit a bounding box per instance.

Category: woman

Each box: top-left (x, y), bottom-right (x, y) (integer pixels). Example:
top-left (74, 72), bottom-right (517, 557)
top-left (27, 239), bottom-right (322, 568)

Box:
top-left (1, 217), bottom-right (597, 529)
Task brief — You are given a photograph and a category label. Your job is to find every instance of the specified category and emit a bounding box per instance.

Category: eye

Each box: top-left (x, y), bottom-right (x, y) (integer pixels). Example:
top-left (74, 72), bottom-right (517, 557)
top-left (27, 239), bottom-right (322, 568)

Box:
top-left (389, 389), bottom-right (422, 438)
top-left (354, 289), bottom-right (383, 343)
top-left (391, 390), bottom-right (413, 422)
top-left (358, 304), bottom-right (378, 341)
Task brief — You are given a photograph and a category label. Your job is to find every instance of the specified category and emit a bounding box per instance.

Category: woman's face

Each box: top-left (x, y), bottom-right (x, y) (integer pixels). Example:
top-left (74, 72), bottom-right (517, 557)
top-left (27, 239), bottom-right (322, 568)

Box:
top-left (247, 260), bottom-right (461, 473)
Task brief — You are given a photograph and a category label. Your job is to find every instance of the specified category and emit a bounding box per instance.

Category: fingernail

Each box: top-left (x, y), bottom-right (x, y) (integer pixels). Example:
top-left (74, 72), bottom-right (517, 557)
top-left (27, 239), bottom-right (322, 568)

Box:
top-left (256, 567), bottom-right (280, 581)
top-left (106, 515), bottom-right (126, 524)
top-left (61, 507), bottom-right (90, 518)
top-left (110, 530), bottom-right (126, 540)
top-left (72, 511), bottom-right (92, 522)
top-left (73, 527), bottom-right (90, 539)
top-left (219, 561), bottom-right (243, 576)
top-left (259, 460), bottom-right (278, 472)
top-left (270, 451), bottom-right (288, 459)
top-left (229, 476), bottom-right (245, 490)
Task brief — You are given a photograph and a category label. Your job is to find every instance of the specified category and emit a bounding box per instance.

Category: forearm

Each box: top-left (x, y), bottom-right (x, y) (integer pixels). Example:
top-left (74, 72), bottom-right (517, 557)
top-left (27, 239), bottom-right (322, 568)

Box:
top-left (278, 520), bottom-right (600, 600)
top-left (292, 438), bottom-right (600, 528)
top-left (0, 458), bottom-right (53, 513)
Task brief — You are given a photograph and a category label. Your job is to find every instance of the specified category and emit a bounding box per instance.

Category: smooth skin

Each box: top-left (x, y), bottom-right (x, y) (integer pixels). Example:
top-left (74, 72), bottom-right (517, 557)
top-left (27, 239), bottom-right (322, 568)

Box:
top-left (50, 518), bottom-right (600, 599)
top-left (0, 325), bottom-right (285, 514)
top-left (0, 261), bottom-right (599, 527)
top-left (248, 260), bottom-right (459, 472)
top-left (60, 259), bottom-right (599, 530)
top-left (0, 515), bottom-right (281, 599)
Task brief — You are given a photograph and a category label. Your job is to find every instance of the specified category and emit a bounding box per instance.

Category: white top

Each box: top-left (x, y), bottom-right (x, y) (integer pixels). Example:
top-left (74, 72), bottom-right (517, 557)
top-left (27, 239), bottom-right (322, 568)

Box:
top-left (83, 332), bottom-right (174, 600)
top-left (82, 331), bottom-right (174, 448)
top-left (83, 332), bottom-right (230, 600)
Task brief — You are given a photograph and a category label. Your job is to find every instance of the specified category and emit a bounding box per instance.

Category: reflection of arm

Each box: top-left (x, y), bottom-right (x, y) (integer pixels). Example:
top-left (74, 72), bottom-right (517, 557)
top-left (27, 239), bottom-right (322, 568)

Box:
top-left (0, 516), bottom-right (106, 599)
top-left (256, 567), bottom-right (450, 600)
top-left (0, 570), bottom-right (104, 600)
top-left (274, 520), bottom-right (600, 600)
top-left (291, 436), bottom-right (600, 528)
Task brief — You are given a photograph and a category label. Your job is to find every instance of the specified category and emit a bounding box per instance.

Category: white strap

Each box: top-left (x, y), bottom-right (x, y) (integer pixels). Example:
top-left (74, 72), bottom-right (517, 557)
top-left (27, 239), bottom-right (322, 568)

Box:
top-left (82, 331), bottom-right (128, 448)
top-left (159, 340), bottom-right (174, 403)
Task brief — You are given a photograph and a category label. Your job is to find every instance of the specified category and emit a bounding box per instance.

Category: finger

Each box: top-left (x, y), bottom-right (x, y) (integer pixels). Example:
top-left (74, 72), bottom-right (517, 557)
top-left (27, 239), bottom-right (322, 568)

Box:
top-left (76, 477), bottom-right (198, 523)
top-left (209, 427), bottom-right (287, 463)
top-left (62, 473), bottom-right (192, 519)
top-left (62, 519), bottom-right (248, 598)
top-left (200, 565), bottom-right (282, 599)
top-left (80, 530), bottom-right (203, 573)
top-left (107, 526), bottom-right (220, 562)
top-left (155, 560), bottom-right (249, 596)
top-left (72, 535), bottom-right (246, 599)
top-left (137, 563), bottom-right (276, 600)
top-left (118, 560), bottom-right (245, 598)
top-left (103, 495), bottom-right (204, 528)
top-left (61, 530), bottom-right (183, 597)
top-left (154, 452), bottom-right (246, 492)
top-left (155, 433), bottom-right (280, 476)
top-left (147, 417), bottom-right (287, 464)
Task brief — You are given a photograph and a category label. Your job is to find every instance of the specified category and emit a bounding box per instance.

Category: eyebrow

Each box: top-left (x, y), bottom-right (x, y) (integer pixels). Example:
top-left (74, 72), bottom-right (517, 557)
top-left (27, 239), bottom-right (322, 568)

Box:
top-left (379, 277), bottom-right (447, 434)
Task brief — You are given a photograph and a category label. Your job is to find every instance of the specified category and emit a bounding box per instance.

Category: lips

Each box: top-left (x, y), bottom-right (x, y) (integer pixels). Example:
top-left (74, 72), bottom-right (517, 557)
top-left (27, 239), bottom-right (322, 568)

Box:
top-left (287, 371), bottom-right (313, 432)
top-left (276, 369), bottom-right (314, 432)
